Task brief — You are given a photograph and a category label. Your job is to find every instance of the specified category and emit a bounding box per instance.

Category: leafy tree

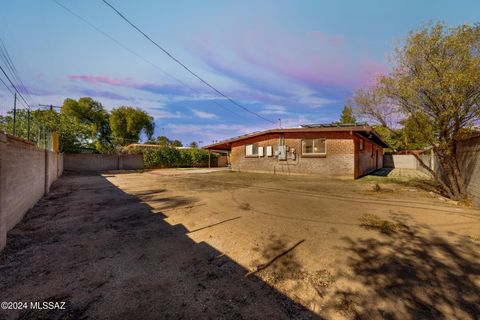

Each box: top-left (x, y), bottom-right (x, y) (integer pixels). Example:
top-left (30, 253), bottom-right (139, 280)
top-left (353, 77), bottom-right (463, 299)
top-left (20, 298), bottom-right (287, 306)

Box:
top-left (354, 23), bottom-right (480, 200)
top-left (61, 97), bottom-right (112, 151)
top-left (1, 97), bottom-right (156, 153)
top-left (0, 108), bottom-right (93, 152)
top-left (339, 103), bottom-right (356, 124)
top-left (155, 135), bottom-right (172, 146)
top-left (189, 141), bottom-right (199, 148)
top-left (109, 106), bottom-right (154, 146)
top-left (171, 139), bottom-right (183, 147)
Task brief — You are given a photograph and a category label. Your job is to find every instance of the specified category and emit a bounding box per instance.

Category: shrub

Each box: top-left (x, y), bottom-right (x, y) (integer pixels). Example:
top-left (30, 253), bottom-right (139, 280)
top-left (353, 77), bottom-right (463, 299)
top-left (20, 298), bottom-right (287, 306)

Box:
top-left (359, 214), bottom-right (406, 235)
top-left (141, 147), bottom-right (218, 169)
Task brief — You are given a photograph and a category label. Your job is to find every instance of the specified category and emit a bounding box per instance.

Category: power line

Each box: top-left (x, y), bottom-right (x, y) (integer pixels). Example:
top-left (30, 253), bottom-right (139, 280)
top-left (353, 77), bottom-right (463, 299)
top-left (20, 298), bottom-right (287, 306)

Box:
top-left (0, 64), bottom-right (31, 109)
top-left (0, 37), bottom-right (34, 103)
top-left (0, 73), bottom-right (14, 96)
top-left (52, 0), bottom-right (248, 122)
top-left (100, 0), bottom-right (274, 124)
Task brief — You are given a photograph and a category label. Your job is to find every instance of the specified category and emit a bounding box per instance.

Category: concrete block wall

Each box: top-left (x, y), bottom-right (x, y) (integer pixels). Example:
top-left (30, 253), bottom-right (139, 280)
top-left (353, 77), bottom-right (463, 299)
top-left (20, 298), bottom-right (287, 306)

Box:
top-left (0, 132), bottom-right (63, 251)
top-left (457, 136), bottom-right (480, 207)
top-left (119, 154), bottom-right (144, 170)
top-left (383, 154), bottom-right (419, 169)
top-left (64, 153), bottom-right (144, 172)
top-left (230, 132), bottom-right (355, 177)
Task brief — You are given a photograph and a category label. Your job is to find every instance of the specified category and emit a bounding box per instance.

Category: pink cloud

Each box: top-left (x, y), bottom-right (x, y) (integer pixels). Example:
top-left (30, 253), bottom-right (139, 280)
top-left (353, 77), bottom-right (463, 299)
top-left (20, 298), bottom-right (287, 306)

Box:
top-left (192, 25), bottom-right (387, 98)
top-left (68, 75), bottom-right (136, 87)
top-left (68, 74), bottom-right (191, 96)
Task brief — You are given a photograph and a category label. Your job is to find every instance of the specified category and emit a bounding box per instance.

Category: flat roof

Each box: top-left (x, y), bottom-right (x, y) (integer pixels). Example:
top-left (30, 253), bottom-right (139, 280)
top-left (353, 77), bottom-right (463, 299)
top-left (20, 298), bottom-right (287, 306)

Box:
top-left (203, 124), bottom-right (390, 150)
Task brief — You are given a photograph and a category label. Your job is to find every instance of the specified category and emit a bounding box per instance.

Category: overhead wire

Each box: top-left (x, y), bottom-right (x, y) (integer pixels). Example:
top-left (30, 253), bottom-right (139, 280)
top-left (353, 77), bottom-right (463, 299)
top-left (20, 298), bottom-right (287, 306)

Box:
top-left (0, 37), bottom-right (34, 105)
top-left (0, 64), bottom-right (31, 108)
top-left (100, 0), bottom-right (275, 124)
top-left (52, 0), bottom-right (249, 122)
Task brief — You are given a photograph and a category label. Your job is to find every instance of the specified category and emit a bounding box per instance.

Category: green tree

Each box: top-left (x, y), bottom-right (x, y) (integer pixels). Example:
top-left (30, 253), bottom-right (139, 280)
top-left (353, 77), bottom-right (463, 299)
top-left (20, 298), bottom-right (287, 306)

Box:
top-left (0, 108), bottom-right (93, 152)
top-left (61, 97), bottom-right (112, 151)
top-left (339, 103), bottom-right (356, 124)
top-left (189, 141), bottom-right (199, 148)
top-left (155, 135), bottom-right (172, 147)
top-left (354, 22), bottom-right (480, 200)
top-left (109, 106), bottom-right (154, 146)
top-left (171, 139), bottom-right (183, 147)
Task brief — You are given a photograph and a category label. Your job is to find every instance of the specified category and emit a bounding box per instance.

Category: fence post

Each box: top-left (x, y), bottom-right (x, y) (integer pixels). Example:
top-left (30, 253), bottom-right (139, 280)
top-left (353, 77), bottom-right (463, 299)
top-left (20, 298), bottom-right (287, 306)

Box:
top-left (0, 131), bottom-right (7, 250)
top-left (12, 93), bottom-right (17, 136)
top-left (27, 109), bottom-right (30, 141)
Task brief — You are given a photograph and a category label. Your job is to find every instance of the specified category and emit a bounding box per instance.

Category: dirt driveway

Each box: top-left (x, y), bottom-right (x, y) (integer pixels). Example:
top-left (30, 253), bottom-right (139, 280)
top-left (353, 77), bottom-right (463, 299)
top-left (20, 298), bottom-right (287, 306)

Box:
top-left (1, 169), bottom-right (479, 319)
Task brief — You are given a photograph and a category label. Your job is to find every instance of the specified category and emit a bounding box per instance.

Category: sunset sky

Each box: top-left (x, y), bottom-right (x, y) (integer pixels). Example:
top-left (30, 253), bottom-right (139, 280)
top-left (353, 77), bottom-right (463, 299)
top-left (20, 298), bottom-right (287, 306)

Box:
top-left (1, 0), bottom-right (479, 144)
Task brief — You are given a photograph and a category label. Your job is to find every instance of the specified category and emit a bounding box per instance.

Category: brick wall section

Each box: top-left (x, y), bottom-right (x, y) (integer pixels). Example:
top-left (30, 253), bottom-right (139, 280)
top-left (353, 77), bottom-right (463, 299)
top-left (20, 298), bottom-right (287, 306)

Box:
top-left (355, 136), bottom-right (383, 177)
top-left (230, 132), bottom-right (356, 177)
top-left (0, 132), bottom-right (63, 250)
top-left (457, 135), bottom-right (480, 207)
top-left (64, 153), bottom-right (144, 171)
top-left (217, 155), bottom-right (228, 167)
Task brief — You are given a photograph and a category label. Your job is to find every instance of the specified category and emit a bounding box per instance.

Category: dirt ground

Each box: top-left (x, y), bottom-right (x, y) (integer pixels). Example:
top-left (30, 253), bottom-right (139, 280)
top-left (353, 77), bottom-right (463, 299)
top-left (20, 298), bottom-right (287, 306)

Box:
top-left (1, 169), bottom-right (479, 319)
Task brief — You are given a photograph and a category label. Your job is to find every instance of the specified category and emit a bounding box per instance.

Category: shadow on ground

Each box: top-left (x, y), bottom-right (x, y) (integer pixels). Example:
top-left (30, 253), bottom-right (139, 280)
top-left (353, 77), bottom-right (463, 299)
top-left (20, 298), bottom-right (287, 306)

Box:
top-left (368, 168), bottom-right (394, 177)
top-left (0, 172), bottom-right (318, 319)
top-left (326, 214), bottom-right (480, 319)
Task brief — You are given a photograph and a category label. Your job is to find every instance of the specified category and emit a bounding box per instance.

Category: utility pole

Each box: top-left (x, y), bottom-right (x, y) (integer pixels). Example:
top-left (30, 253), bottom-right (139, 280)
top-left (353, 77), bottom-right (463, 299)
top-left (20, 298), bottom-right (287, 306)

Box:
top-left (13, 92), bottom-right (17, 136)
top-left (38, 104), bottom-right (61, 111)
top-left (27, 109), bottom-right (30, 140)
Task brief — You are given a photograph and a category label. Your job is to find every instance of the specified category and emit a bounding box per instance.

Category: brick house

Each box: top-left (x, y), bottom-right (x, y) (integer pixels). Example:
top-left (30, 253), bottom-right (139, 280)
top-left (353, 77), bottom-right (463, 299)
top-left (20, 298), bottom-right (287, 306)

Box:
top-left (203, 124), bottom-right (389, 178)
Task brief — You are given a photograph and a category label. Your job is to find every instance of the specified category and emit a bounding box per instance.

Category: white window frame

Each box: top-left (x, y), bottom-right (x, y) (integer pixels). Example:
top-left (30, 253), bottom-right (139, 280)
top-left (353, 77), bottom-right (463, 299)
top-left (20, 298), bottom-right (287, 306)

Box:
top-left (258, 146), bottom-right (264, 157)
top-left (359, 139), bottom-right (364, 151)
top-left (266, 146), bottom-right (273, 157)
top-left (302, 138), bottom-right (326, 155)
top-left (245, 143), bottom-right (259, 156)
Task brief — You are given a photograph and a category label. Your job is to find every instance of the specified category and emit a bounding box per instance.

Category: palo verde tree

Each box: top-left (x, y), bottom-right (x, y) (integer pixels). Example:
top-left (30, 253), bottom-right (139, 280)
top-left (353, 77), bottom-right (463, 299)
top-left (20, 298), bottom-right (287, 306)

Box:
top-left (354, 23), bottom-right (480, 200)
top-left (109, 106), bottom-right (154, 146)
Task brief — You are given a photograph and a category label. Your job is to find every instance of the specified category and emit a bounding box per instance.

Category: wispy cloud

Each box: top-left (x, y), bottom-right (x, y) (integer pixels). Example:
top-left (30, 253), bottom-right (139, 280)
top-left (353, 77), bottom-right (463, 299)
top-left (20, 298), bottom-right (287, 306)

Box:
top-left (260, 105), bottom-right (288, 115)
top-left (191, 108), bottom-right (218, 119)
top-left (191, 25), bottom-right (386, 110)
top-left (68, 74), bottom-right (191, 96)
top-left (80, 88), bottom-right (133, 101)
top-left (149, 109), bottom-right (186, 119)
top-left (166, 123), bottom-right (256, 142)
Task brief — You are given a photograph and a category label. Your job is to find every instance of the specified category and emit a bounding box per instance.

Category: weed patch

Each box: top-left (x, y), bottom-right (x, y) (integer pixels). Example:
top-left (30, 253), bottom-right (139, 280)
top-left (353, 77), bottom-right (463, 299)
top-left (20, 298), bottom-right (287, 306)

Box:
top-left (359, 214), bottom-right (407, 235)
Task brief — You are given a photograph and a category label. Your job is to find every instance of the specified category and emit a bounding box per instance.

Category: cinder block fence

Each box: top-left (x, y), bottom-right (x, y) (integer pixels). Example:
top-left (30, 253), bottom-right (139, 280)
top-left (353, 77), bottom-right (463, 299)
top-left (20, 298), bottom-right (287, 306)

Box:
top-left (63, 153), bottom-right (144, 171)
top-left (0, 132), bottom-right (63, 250)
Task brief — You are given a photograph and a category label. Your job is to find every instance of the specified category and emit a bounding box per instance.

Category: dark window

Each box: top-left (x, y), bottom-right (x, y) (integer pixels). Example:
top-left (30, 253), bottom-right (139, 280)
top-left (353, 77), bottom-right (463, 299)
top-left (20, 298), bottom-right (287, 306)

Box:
top-left (302, 139), bottom-right (326, 154)
top-left (246, 143), bottom-right (259, 156)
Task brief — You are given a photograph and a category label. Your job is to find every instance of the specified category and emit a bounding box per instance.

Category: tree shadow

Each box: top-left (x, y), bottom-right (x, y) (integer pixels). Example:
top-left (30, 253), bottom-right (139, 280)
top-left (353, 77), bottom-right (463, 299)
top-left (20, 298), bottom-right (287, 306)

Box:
top-left (326, 215), bottom-right (480, 319)
top-left (369, 168), bottom-right (394, 177)
top-left (250, 235), bottom-right (334, 313)
top-left (0, 173), bottom-right (319, 320)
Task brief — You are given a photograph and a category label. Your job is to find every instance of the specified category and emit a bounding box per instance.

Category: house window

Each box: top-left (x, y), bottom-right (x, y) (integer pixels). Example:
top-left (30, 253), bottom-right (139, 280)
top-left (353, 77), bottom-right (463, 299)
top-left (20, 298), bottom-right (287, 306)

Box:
top-left (359, 139), bottom-right (364, 151)
top-left (246, 143), bottom-right (259, 156)
top-left (266, 146), bottom-right (273, 157)
top-left (302, 139), bottom-right (326, 155)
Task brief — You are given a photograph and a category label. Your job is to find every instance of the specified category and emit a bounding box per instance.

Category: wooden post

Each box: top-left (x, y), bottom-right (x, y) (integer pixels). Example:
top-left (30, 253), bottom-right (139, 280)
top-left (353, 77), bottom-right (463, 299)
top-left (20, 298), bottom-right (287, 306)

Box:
top-left (52, 131), bottom-right (59, 177)
top-left (208, 150), bottom-right (211, 168)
